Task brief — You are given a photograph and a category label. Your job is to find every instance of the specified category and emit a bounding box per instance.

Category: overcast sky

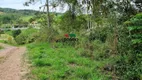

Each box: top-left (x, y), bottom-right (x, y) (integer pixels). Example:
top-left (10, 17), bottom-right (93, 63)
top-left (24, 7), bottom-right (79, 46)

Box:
top-left (0, 0), bottom-right (42, 10)
top-left (0, 0), bottom-right (67, 12)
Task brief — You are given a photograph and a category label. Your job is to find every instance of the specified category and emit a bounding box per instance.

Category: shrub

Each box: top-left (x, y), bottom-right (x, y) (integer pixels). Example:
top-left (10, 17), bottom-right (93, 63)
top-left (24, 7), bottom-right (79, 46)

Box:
top-left (14, 28), bottom-right (37, 45)
top-left (26, 32), bottom-right (39, 43)
top-left (116, 13), bottom-right (142, 80)
top-left (15, 33), bottom-right (28, 45)
top-left (7, 36), bottom-right (13, 44)
top-left (12, 29), bottom-right (21, 38)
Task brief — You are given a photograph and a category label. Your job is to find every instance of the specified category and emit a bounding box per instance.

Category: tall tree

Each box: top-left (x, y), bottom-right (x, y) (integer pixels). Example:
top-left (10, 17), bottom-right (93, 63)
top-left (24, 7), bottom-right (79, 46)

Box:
top-left (24, 0), bottom-right (51, 27)
top-left (46, 0), bottom-right (50, 27)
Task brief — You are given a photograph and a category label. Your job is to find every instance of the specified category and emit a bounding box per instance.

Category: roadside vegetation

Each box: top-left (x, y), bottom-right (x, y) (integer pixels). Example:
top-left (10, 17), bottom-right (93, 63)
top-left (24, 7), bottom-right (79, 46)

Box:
top-left (0, 0), bottom-right (142, 80)
top-left (27, 43), bottom-right (102, 80)
top-left (26, 42), bottom-right (120, 80)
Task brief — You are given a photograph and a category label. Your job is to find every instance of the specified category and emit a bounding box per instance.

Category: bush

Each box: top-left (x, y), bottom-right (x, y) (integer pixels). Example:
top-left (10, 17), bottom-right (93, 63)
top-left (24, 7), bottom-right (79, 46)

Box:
top-left (0, 34), bottom-right (16, 45)
top-left (35, 27), bottom-right (59, 42)
top-left (116, 13), bottom-right (142, 80)
top-left (15, 33), bottom-right (28, 45)
top-left (26, 32), bottom-right (39, 43)
top-left (12, 29), bottom-right (21, 38)
top-left (7, 36), bottom-right (13, 44)
top-left (15, 28), bottom-right (37, 45)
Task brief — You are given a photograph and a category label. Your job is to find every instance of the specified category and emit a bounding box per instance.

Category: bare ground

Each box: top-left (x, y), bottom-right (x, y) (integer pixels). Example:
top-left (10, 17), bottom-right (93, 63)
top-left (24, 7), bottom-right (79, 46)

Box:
top-left (0, 43), bottom-right (26, 80)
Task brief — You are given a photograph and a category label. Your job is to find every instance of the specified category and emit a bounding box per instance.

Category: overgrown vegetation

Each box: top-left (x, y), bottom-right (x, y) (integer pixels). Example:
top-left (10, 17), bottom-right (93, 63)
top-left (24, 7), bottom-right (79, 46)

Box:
top-left (0, 0), bottom-right (142, 80)
top-left (27, 42), bottom-right (119, 80)
top-left (15, 28), bottom-right (37, 45)
top-left (115, 13), bottom-right (142, 80)
top-left (0, 7), bottom-right (39, 28)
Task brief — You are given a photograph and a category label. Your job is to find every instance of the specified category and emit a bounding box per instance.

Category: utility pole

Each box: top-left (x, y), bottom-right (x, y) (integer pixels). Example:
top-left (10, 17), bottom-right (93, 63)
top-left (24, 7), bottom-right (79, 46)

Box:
top-left (46, 0), bottom-right (50, 28)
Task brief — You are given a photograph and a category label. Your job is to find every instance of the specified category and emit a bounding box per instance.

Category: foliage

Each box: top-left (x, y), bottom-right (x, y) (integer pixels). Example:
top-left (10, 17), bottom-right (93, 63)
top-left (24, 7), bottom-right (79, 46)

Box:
top-left (0, 1), bottom-right (141, 80)
top-left (57, 11), bottom-right (87, 33)
top-left (26, 42), bottom-right (117, 80)
top-left (7, 36), bottom-right (15, 44)
top-left (0, 13), bottom-right (20, 24)
top-left (0, 7), bottom-right (39, 16)
top-left (0, 34), bottom-right (16, 45)
top-left (15, 28), bottom-right (37, 45)
top-left (0, 7), bottom-right (38, 25)
top-left (12, 29), bottom-right (21, 38)
top-left (116, 13), bottom-right (142, 80)
top-left (15, 33), bottom-right (28, 45)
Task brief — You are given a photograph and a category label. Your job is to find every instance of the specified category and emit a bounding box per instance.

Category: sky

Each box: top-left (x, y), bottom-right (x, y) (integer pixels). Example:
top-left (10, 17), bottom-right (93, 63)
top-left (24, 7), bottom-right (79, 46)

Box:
top-left (0, 0), bottom-right (67, 12)
top-left (0, 0), bottom-right (46, 10)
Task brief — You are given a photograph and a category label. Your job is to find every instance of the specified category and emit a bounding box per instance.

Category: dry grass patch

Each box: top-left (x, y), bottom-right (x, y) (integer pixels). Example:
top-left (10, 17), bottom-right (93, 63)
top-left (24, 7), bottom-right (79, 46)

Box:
top-left (0, 57), bottom-right (5, 63)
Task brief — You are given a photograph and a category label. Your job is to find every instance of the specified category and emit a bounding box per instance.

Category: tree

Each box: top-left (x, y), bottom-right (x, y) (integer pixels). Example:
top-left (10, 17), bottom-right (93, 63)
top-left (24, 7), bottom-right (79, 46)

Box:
top-left (24, 0), bottom-right (51, 28)
top-left (115, 13), bottom-right (142, 80)
top-left (46, 0), bottom-right (50, 28)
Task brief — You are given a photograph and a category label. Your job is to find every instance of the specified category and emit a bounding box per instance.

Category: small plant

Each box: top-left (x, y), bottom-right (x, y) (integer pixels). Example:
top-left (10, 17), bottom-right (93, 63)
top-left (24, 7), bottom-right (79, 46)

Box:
top-left (7, 36), bottom-right (13, 44)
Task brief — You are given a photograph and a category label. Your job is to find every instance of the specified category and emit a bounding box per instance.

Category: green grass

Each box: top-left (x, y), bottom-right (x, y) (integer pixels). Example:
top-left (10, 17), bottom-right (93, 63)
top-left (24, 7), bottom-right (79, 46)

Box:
top-left (20, 15), bottom-right (33, 21)
top-left (0, 46), bottom-right (3, 50)
top-left (4, 30), bottom-right (13, 36)
top-left (21, 28), bottom-right (37, 35)
top-left (4, 27), bottom-right (37, 36)
top-left (0, 40), bottom-right (6, 44)
top-left (26, 42), bottom-right (118, 80)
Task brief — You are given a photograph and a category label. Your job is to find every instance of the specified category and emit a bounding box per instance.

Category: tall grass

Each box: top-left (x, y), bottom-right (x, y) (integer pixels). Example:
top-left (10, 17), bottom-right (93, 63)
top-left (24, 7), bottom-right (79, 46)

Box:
top-left (26, 42), bottom-right (118, 80)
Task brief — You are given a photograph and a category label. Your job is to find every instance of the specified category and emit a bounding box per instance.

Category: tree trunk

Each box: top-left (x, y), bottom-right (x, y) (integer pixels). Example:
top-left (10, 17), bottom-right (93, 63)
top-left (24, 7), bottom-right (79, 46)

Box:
top-left (46, 0), bottom-right (50, 28)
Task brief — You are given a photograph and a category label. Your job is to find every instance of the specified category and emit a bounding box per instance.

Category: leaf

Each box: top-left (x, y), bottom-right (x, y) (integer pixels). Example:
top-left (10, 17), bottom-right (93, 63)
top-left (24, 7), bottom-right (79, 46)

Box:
top-left (132, 39), bottom-right (142, 44)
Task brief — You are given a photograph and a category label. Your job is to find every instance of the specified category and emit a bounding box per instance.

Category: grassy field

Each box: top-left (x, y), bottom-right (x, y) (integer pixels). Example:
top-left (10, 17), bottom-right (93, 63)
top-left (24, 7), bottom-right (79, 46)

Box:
top-left (20, 15), bottom-right (33, 21)
top-left (26, 42), bottom-right (119, 80)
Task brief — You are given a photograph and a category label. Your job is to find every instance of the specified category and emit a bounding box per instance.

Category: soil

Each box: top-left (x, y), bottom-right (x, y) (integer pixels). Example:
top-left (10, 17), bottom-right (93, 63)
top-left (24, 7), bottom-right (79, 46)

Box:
top-left (0, 43), bottom-right (26, 80)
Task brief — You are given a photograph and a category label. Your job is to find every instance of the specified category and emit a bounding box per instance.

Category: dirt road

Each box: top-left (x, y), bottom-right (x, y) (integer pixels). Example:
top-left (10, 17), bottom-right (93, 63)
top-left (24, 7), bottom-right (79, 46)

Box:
top-left (0, 43), bottom-right (26, 80)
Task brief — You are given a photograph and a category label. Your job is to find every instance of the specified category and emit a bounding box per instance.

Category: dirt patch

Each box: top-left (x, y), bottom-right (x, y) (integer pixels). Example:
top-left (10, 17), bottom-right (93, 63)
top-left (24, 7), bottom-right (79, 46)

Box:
top-left (0, 57), bottom-right (5, 63)
top-left (0, 43), bottom-right (26, 80)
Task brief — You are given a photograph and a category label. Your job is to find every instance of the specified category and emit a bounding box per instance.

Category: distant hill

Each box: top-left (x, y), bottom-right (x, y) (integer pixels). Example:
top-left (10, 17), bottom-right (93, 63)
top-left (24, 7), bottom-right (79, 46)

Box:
top-left (0, 7), bottom-right (63, 25)
top-left (0, 7), bottom-right (39, 15)
top-left (0, 7), bottom-right (63, 16)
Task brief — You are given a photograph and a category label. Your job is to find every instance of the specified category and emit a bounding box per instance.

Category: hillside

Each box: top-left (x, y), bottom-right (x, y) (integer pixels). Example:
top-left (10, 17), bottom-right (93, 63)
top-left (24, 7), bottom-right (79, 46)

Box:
top-left (0, 7), bottom-right (39, 16)
top-left (0, 7), bottom-right (40, 25)
top-left (0, 7), bottom-right (63, 16)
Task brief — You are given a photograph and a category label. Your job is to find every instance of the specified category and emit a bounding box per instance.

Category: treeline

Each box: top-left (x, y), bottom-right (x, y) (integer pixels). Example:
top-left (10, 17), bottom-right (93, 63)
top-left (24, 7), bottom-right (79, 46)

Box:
top-left (0, 7), bottom-right (63, 27)
top-left (0, 7), bottom-right (39, 15)
top-left (0, 7), bottom-right (39, 27)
